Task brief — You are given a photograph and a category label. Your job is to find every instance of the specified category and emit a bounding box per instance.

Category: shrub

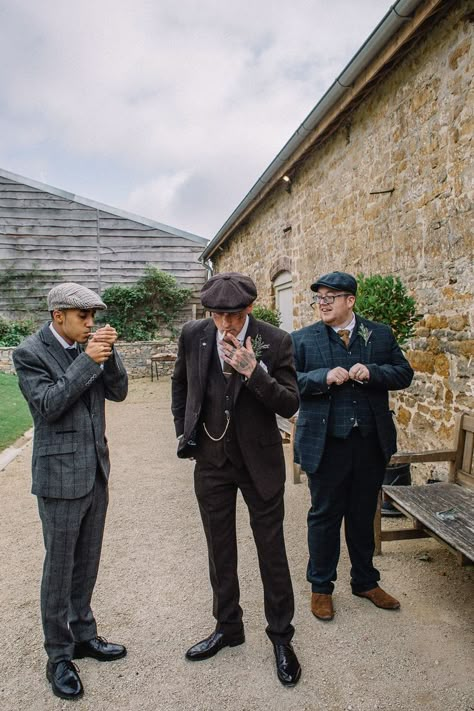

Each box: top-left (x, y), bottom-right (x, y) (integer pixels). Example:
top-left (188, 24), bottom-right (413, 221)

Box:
top-left (355, 274), bottom-right (419, 346)
top-left (0, 318), bottom-right (36, 347)
top-left (252, 305), bottom-right (282, 327)
top-left (100, 266), bottom-right (192, 341)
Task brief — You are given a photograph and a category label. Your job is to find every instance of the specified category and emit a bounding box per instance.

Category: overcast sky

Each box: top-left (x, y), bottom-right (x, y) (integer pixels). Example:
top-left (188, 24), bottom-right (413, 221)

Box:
top-left (0, 0), bottom-right (395, 240)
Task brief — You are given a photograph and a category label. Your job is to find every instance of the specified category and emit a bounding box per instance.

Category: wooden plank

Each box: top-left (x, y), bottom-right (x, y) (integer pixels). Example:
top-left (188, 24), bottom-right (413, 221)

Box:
top-left (456, 471), bottom-right (474, 490)
top-left (276, 415), bottom-right (292, 436)
top-left (381, 529), bottom-right (430, 541)
top-left (464, 415), bottom-right (474, 433)
top-left (390, 449), bottom-right (457, 463)
top-left (0, 217), bottom-right (98, 227)
top-left (462, 431), bottom-right (473, 475)
top-left (383, 483), bottom-right (474, 561)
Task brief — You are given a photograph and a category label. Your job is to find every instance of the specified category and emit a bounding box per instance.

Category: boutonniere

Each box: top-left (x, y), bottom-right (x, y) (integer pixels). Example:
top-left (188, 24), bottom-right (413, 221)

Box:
top-left (358, 323), bottom-right (373, 346)
top-left (251, 334), bottom-right (270, 361)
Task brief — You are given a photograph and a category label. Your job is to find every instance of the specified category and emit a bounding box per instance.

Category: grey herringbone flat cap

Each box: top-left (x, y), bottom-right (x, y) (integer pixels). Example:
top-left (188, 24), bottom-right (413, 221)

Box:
top-left (200, 272), bottom-right (257, 312)
top-left (47, 283), bottom-right (107, 311)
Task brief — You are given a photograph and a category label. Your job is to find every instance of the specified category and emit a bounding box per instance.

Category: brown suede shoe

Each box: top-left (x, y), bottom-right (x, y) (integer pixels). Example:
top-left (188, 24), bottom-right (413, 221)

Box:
top-left (353, 586), bottom-right (400, 609)
top-left (311, 593), bottom-right (334, 620)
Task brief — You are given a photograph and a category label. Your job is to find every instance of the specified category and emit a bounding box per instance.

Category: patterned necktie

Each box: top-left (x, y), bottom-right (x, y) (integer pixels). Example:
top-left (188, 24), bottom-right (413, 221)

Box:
top-left (337, 329), bottom-right (350, 348)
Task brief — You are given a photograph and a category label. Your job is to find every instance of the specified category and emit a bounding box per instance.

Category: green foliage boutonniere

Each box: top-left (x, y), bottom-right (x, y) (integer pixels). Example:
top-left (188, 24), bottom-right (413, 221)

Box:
top-left (251, 334), bottom-right (270, 361)
top-left (358, 323), bottom-right (373, 346)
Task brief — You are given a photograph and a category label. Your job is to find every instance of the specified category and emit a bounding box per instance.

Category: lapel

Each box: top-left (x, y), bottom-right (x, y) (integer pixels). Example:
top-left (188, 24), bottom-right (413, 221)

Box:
top-left (40, 323), bottom-right (72, 373)
top-left (353, 316), bottom-right (372, 362)
top-left (198, 320), bottom-right (216, 397)
top-left (313, 320), bottom-right (332, 368)
top-left (232, 314), bottom-right (259, 404)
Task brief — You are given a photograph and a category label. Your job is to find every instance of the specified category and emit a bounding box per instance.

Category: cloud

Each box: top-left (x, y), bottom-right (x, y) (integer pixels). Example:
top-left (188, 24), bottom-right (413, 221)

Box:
top-left (0, 0), bottom-right (394, 238)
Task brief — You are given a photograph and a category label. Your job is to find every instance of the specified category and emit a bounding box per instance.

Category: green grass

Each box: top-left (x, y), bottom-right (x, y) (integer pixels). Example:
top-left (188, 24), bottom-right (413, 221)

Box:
top-left (0, 373), bottom-right (33, 451)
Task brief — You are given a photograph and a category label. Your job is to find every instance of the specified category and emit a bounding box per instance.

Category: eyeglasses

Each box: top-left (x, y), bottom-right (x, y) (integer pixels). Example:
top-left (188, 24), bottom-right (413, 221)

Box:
top-left (310, 293), bottom-right (351, 308)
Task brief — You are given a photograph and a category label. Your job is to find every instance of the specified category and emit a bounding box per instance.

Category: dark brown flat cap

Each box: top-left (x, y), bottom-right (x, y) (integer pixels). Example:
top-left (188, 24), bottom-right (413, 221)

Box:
top-left (200, 272), bottom-right (257, 313)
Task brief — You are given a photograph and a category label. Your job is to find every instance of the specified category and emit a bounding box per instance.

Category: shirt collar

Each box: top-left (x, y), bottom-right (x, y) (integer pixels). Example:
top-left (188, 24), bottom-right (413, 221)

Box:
top-left (331, 313), bottom-right (356, 335)
top-left (49, 322), bottom-right (76, 350)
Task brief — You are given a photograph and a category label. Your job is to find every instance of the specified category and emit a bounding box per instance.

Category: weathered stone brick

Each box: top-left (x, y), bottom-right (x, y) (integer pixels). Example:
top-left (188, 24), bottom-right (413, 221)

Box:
top-left (408, 351), bottom-right (435, 373)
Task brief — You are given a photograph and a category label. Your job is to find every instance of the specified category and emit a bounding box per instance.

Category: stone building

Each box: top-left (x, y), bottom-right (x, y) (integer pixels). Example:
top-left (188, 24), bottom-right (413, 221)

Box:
top-left (201, 0), bottom-right (473, 460)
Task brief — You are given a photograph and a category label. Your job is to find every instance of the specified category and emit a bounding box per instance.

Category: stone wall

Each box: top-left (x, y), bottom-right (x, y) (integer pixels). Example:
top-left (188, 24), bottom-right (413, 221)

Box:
top-left (213, 2), bottom-right (473, 479)
top-left (115, 339), bottom-right (178, 379)
top-left (1, 339), bottom-right (179, 380)
top-left (0, 347), bottom-right (15, 374)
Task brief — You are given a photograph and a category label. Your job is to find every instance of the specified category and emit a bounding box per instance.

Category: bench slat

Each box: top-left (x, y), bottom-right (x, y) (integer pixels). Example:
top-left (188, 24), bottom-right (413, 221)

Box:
top-left (383, 483), bottom-right (474, 561)
top-left (462, 431), bottom-right (473, 476)
top-left (390, 449), bottom-right (457, 464)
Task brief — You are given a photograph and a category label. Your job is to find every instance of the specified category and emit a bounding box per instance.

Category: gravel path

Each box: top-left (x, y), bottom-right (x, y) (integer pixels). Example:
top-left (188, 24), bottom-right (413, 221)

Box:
top-left (0, 378), bottom-right (472, 711)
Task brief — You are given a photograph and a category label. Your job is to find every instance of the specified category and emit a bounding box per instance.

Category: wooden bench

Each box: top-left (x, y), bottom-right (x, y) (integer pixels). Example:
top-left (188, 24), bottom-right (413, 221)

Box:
top-left (374, 413), bottom-right (474, 565)
top-left (150, 353), bottom-right (176, 381)
top-left (276, 415), bottom-right (302, 484)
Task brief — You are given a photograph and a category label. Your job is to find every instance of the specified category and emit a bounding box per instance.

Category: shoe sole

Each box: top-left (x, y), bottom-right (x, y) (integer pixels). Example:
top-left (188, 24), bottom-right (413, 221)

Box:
top-left (47, 671), bottom-right (84, 700)
top-left (277, 665), bottom-right (302, 687)
top-left (312, 611), bottom-right (334, 620)
top-left (73, 648), bottom-right (127, 662)
top-left (185, 636), bottom-right (245, 661)
top-left (353, 592), bottom-right (400, 610)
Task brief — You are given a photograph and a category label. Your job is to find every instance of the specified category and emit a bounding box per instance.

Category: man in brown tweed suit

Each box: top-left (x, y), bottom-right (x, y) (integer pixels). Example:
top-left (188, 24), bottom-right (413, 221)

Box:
top-left (13, 283), bottom-right (128, 700)
top-left (171, 272), bottom-right (301, 687)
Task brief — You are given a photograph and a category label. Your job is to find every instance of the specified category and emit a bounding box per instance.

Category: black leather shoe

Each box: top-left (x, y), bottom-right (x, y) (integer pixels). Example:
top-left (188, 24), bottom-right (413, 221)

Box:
top-left (46, 660), bottom-right (84, 700)
top-left (185, 630), bottom-right (245, 661)
top-left (73, 636), bottom-right (127, 662)
top-left (273, 643), bottom-right (301, 687)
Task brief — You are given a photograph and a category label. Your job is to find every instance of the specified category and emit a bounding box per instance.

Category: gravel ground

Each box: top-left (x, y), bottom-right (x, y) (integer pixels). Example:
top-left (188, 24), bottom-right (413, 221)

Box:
top-left (0, 378), bottom-right (472, 711)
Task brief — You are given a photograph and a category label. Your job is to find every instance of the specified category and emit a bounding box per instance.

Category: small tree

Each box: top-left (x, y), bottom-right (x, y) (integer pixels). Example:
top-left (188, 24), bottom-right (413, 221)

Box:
top-left (354, 274), bottom-right (419, 347)
top-left (101, 267), bottom-right (192, 341)
top-left (252, 305), bottom-right (282, 327)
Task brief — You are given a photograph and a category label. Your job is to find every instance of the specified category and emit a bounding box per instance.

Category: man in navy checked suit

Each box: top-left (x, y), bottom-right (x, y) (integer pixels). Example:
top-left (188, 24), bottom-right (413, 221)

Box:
top-left (291, 272), bottom-right (413, 621)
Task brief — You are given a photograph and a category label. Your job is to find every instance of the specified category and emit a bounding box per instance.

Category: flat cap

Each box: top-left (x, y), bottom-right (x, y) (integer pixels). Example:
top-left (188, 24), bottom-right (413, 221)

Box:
top-left (200, 272), bottom-right (257, 313)
top-left (47, 282), bottom-right (107, 311)
top-left (311, 271), bottom-right (357, 295)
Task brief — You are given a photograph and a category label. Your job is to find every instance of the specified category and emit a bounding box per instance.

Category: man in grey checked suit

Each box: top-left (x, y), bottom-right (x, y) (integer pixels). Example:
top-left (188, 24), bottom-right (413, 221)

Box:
top-left (13, 282), bottom-right (128, 700)
top-left (291, 272), bottom-right (413, 622)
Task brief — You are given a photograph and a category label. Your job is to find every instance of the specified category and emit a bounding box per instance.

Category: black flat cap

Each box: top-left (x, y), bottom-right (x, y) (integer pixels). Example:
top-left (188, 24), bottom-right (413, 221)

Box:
top-left (200, 272), bottom-right (257, 312)
top-left (311, 271), bottom-right (357, 295)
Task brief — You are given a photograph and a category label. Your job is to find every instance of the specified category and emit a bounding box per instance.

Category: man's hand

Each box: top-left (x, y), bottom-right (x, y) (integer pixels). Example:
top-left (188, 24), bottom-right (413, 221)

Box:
top-left (349, 363), bottom-right (370, 382)
top-left (327, 367), bottom-right (350, 386)
top-left (85, 339), bottom-right (112, 364)
top-left (219, 333), bottom-right (257, 379)
top-left (90, 324), bottom-right (118, 347)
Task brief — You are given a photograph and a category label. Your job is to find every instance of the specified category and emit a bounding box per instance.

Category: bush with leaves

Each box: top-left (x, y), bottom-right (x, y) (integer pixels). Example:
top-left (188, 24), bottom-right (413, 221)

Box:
top-left (355, 274), bottom-right (419, 346)
top-left (0, 318), bottom-right (36, 347)
top-left (100, 267), bottom-right (192, 341)
top-left (252, 305), bottom-right (282, 327)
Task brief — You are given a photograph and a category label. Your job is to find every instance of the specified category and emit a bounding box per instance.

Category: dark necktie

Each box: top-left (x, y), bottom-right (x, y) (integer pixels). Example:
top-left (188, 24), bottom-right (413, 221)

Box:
top-left (65, 347), bottom-right (78, 360)
top-left (337, 329), bottom-right (350, 348)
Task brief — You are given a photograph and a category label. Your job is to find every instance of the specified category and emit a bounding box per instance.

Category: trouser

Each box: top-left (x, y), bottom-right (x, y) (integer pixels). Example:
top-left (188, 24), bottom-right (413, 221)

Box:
top-left (307, 430), bottom-right (385, 594)
top-left (37, 474), bottom-right (108, 662)
top-left (194, 461), bottom-right (295, 644)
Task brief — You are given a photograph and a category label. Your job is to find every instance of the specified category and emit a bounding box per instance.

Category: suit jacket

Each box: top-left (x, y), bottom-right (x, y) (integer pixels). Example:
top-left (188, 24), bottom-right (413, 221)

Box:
top-left (291, 315), bottom-right (414, 474)
top-left (13, 323), bottom-right (128, 499)
top-left (171, 315), bottom-right (299, 500)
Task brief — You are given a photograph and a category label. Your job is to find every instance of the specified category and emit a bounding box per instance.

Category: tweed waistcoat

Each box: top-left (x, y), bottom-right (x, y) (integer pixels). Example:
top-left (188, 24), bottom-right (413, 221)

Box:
top-left (197, 345), bottom-right (244, 468)
top-left (327, 329), bottom-right (376, 438)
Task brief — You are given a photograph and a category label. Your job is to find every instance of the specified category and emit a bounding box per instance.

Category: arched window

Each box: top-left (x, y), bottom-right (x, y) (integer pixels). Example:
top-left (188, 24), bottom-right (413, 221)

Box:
top-left (273, 271), bottom-right (293, 332)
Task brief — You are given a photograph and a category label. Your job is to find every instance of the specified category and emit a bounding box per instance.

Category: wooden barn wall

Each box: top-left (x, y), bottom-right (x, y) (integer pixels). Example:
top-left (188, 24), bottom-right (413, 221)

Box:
top-left (0, 176), bottom-right (207, 322)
